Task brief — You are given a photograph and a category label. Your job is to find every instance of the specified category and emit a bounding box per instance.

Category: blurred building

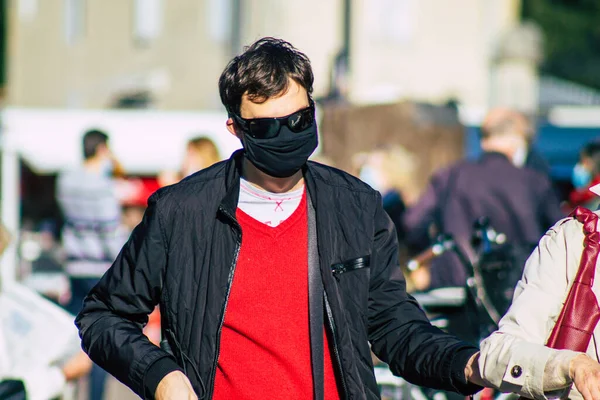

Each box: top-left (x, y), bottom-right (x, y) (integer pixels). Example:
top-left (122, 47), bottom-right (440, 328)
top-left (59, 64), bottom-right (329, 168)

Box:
top-left (348, 0), bottom-right (535, 111)
top-left (8, 0), bottom-right (235, 109)
top-left (6, 0), bottom-right (341, 110)
top-left (6, 0), bottom-right (530, 111)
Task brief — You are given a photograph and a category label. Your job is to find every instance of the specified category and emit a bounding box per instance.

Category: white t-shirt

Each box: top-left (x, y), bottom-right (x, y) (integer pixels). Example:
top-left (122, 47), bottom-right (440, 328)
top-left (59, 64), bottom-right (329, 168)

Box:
top-left (238, 178), bottom-right (304, 227)
top-left (0, 282), bottom-right (81, 400)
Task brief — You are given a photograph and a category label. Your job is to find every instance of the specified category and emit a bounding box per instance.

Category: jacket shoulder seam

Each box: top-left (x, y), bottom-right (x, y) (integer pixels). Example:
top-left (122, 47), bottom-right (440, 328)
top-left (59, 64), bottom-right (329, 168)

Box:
top-left (175, 173), bottom-right (226, 187)
top-left (311, 174), bottom-right (374, 194)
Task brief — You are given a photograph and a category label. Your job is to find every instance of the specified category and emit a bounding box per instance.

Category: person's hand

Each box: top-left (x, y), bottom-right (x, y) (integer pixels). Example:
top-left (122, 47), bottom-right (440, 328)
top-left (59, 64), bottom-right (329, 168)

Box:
top-left (570, 354), bottom-right (600, 400)
top-left (464, 351), bottom-right (485, 387)
top-left (155, 371), bottom-right (197, 400)
top-left (111, 156), bottom-right (126, 178)
top-left (61, 350), bottom-right (93, 381)
top-left (409, 266), bottom-right (431, 292)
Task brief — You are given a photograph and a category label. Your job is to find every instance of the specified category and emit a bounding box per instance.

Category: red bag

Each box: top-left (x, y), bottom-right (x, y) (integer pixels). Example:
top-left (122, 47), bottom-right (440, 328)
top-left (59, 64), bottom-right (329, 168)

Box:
top-left (545, 207), bottom-right (600, 351)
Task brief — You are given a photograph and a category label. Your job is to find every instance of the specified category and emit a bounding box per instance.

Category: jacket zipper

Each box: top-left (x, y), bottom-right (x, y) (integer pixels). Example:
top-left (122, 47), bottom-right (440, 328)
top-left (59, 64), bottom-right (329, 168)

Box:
top-left (324, 292), bottom-right (349, 399)
top-left (331, 256), bottom-right (370, 276)
top-left (206, 206), bottom-right (242, 399)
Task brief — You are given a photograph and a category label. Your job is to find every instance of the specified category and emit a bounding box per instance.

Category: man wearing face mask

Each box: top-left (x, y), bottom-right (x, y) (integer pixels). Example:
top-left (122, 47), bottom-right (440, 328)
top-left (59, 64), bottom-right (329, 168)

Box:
top-left (75, 38), bottom-right (489, 400)
top-left (403, 108), bottom-right (564, 291)
top-left (56, 129), bottom-right (127, 400)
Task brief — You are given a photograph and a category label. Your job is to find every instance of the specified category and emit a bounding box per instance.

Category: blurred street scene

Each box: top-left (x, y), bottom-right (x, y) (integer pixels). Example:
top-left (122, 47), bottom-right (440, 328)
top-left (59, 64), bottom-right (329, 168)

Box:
top-left (0, 0), bottom-right (599, 399)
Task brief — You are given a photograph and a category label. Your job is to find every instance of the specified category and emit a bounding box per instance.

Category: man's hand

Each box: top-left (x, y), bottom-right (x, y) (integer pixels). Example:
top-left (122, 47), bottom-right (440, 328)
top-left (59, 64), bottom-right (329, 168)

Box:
top-left (464, 352), bottom-right (486, 387)
top-left (570, 354), bottom-right (600, 400)
top-left (155, 371), bottom-right (198, 400)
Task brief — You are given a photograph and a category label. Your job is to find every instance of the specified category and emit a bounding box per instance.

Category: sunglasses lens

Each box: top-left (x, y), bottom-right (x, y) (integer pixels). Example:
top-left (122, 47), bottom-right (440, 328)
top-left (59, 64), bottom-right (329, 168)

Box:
top-left (248, 119), bottom-right (281, 139)
top-left (243, 104), bottom-right (314, 138)
top-left (287, 108), bottom-right (314, 132)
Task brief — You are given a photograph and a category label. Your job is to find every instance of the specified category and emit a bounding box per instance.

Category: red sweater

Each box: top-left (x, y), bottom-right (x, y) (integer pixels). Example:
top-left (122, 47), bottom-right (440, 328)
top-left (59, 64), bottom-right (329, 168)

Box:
top-left (213, 192), bottom-right (339, 399)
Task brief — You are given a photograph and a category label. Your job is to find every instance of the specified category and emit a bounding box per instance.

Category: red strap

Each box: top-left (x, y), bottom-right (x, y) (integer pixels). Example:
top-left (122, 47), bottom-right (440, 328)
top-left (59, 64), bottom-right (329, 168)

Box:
top-left (545, 207), bottom-right (600, 351)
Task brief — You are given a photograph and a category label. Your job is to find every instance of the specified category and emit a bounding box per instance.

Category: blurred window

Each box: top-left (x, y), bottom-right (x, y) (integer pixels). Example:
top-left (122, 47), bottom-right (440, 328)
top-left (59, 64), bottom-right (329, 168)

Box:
top-left (134, 0), bottom-right (163, 46)
top-left (19, 0), bottom-right (38, 22)
top-left (207, 0), bottom-right (232, 43)
top-left (112, 91), bottom-right (153, 109)
top-left (64, 0), bottom-right (85, 45)
top-left (366, 0), bottom-right (417, 44)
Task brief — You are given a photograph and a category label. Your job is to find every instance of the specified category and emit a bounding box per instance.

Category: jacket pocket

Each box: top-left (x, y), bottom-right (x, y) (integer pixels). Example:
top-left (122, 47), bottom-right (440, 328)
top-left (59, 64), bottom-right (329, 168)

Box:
top-left (331, 255), bottom-right (371, 276)
top-left (330, 256), bottom-right (372, 354)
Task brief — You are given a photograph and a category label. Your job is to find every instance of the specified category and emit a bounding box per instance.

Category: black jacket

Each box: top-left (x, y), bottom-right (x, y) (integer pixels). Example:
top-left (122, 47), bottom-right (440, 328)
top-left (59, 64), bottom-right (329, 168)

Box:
top-left (76, 151), bottom-right (480, 399)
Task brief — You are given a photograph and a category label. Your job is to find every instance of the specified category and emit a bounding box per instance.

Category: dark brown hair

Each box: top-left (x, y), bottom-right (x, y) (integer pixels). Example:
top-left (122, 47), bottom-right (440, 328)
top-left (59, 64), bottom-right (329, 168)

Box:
top-left (218, 37), bottom-right (314, 116)
top-left (82, 129), bottom-right (109, 160)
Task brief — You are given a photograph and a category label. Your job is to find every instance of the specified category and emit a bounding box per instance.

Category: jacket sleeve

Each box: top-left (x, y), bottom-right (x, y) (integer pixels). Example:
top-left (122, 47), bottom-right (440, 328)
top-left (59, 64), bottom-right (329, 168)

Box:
top-left (368, 192), bottom-right (481, 395)
top-left (478, 219), bottom-right (583, 400)
top-left (75, 192), bottom-right (182, 399)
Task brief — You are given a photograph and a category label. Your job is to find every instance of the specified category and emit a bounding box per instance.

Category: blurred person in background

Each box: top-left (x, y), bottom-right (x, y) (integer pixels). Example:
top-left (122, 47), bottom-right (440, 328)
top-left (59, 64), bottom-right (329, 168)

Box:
top-left (158, 136), bottom-right (222, 187)
top-left (157, 169), bottom-right (181, 188)
top-left (0, 284), bottom-right (93, 400)
top-left (568, 140), bottom-right (600, 211)
top-left (19, 220), bottom-right (71, 306)
top-left (56, 129), bottom-right (128, 400)
top-left (477, 108), bottom-right (552, 178)
top-left (354, 145), bottom-right (421, 290)
top-left (76, 37), bottom-right (486, 400)
top-left (182, 136), bottom-right (221, 178)
top-left (308, 153), bottom-right (335, 167)
top-left (518, 113), bottom-right (552, 178)
top-left (355, 145), bottom-right (419, 242)
top-left (404, 108), bottom-right (564, 291)
top-left (119, 177), bottom-right (163, 233)
top-left (0, 221), bottom-right (92, 400)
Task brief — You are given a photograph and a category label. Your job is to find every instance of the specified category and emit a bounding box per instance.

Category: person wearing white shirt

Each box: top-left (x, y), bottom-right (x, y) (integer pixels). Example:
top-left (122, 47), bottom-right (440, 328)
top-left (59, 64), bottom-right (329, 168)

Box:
top-left (476, 185), bottom-right (600, 400)
top-left (0, 280), bottom-right (91, 400)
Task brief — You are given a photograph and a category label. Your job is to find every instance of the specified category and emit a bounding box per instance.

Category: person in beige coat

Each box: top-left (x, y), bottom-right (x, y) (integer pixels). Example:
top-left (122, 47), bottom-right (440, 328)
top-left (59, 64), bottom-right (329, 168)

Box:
top-left (476, 186), bottom-right (600, 400)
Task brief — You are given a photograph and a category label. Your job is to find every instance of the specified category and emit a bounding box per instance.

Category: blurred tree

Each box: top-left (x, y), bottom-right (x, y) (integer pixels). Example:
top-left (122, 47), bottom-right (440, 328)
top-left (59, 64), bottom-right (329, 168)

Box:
top-left (522, 0), bottom-right (600, 89)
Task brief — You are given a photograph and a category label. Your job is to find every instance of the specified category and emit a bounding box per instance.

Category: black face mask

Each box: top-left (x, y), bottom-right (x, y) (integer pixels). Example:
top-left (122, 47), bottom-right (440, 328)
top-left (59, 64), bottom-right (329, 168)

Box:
top-left (241, 122), bottom-right (318, 178)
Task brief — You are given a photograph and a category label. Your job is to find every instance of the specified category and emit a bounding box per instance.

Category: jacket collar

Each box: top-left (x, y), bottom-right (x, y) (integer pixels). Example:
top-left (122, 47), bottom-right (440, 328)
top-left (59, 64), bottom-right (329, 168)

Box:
top-left (218, 150), bottom-right (244, 218)
top-left (481, 151), bottom-right (511, 163)
top-left (218, 150), bottom-right (320, 219)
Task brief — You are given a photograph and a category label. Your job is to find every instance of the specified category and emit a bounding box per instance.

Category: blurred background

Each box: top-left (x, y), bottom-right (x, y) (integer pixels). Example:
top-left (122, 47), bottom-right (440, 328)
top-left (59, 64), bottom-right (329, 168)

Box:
top-left (0, 0), bottom-right (599, 399)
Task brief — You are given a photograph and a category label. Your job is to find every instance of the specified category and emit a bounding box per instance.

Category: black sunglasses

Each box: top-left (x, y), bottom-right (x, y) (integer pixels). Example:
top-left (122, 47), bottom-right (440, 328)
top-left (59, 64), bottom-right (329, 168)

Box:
top-left (232, 100), bottom-right (315, 139)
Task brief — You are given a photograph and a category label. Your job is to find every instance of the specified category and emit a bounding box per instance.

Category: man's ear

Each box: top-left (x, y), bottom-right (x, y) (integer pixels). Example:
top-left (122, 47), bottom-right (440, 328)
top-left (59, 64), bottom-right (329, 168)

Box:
top-left (226, 118), bottom-right (241, 139)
